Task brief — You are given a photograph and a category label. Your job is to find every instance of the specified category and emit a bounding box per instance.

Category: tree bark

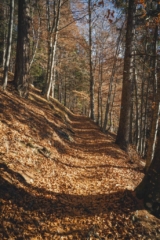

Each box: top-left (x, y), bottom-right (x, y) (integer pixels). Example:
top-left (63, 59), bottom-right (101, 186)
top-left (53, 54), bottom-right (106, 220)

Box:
top-left (88, 0), bottom-right (95, 121)
top-left (135, 119), bottom-right (160, 218)
top-left (13, 0), bottom-right (31, 98)
top-left (2, 0), bottom-right (14, 90)
top-left (103, 25), bottom-right (123, 132)
top-left (145, 26), bottom-right (159, 171)
top-left (43, 0), bottom-right (61, 100)
top-left (135, 30), bottom-right (160, 218)
top-left (115, 0), bottom-right (135, 151)
top-left (1, 6), bottom-right (7, 69)
top-left (97, 59), bottom-right (103, 126)
top-left (29, 4), bottom-right (41, 71)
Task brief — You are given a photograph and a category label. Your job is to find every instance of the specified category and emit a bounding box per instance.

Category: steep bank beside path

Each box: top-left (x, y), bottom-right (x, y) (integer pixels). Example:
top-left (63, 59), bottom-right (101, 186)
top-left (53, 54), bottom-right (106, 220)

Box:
top-left (0, 84), bottom-right (160, 239)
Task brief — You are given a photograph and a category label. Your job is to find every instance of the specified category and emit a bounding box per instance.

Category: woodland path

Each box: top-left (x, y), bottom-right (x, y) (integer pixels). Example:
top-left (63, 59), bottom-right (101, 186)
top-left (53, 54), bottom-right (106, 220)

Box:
top-left (0, 87), bottom-right (160, 239)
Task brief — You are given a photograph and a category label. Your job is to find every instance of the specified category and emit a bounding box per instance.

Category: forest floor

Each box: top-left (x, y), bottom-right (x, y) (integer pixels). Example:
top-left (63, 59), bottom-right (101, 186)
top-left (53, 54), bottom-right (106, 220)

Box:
top-left (0, 74), bottom-right (160, 239)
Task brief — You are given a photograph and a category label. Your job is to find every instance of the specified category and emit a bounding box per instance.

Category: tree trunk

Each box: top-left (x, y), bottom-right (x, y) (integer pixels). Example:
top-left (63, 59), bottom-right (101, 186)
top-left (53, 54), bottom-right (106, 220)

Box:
top-left (64, 74), bottom-right (67, 106)
top-left (145, 26), bottom-right (159, 171)
top-left (138, 64), bottom-right (145, 154)
top-left (135, 119), bottom-right (160, 218)
top-left (13, 0), bottom-right (31, 98)
top-left (46, 28), bottom-right (59, 100)
top-left (88, 0), bottom-right (95, 121)
top-left (29, 5), bottom-right (41, 71)
top-left (133, 69), bottom-right (139, 147)
top-left (97, 60), bottom-right (102, 126)
top-left (103, 24), bottom-right (123, 132)
top-left (43, 0), bottom-right (61, 100)
top-left (51, 66), bottom-right (57, 98)
top-left (115, 0), bottom-right (135, 151)
top-left (2, 0), bottom-right (14, 90)
top-left (2, 6), bottom-right (7, 68)
top-left (135, 35), bottom-right (160, 218)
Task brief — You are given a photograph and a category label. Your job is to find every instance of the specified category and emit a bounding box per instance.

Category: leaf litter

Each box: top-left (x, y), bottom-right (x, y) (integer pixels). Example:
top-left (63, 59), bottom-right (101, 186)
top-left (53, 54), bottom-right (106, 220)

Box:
top-left (0, 81), bottom-right (160, 239)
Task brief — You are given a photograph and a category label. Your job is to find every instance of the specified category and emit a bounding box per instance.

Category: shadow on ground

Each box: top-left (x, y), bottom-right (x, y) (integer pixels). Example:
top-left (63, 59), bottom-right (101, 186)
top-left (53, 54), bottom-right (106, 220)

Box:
top-left (0, 163), bottom-right (144, 239)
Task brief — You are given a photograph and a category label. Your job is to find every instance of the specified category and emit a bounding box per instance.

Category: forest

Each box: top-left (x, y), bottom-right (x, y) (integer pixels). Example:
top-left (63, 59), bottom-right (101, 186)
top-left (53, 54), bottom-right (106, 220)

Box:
top-left (0, 0), bottom-right (160, 239)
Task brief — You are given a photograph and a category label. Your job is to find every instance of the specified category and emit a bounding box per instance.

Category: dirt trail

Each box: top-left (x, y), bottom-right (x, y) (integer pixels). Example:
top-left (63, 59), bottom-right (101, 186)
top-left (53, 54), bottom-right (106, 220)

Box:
top-left (0, 85), bottom-right (160, 239)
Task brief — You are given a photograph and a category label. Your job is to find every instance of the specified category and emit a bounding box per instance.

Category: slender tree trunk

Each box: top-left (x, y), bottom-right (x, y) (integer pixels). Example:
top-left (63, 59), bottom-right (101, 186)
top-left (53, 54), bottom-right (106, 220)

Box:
top-left (3, 31), bottom-right (7, 69)
top-left (103, 24), bottom-right (123, 132)
top-left (132, 66), bottom-right (139, 147)
top-left (0, 3), bottom-right (4, 66)
top-left (115, 0), bottom-right (135, 151)
top-left (58, 75), bottom-right (62, 103)
top-left (44, 35), bottom-right (53, 94)
top-left (51, 66), bottom-right (57, 98)
top-left (100, 84), bottom-right (103, 128)
top-left (29, 7), bottom-right (41, 70)
top-left (138, 66), bottom-right (145, 154)
top-left (97, 61), bottom-right (100, 124)
top-left (2, 0), bottom-right (14, 90)
top-left (43, 0), bottom-right (61, 100)
top-left (109, 78), bottom-right (117, 123)
top-left (88, 0), bottom-right (95, 121)
top-left (2, 6), bottom-right (7, 69)
top-left (46, 26), bottom-right (59, 100)
top-left (145, 26), bottom-right (159, 171)
top-left (64, 74), bottom-right (67, 106)
top-left (129, 100), bottom-right (133, 143)
top-left (142, 73), bottom-right (150, 156)
top-left (97, 60), bottom-right (102, 126)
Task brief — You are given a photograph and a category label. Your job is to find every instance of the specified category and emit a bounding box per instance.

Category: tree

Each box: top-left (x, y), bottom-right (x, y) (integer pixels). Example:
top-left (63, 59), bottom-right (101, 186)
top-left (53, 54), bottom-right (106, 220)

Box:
top-left (0, 2), bottom-right (7, 68)
top-left (88, 0), bottom-right (95, 120)
top-left (145, 25), bottom-right (160, 171)
top-left (103, 24), bottom-right (124, 132)
top-left (135, 116), bottom-right (160, 218)
top-left (133, 3), bottom-right (160, 218)
top-left (13, 0), bottom-right (31, 98)
top-left (29, 1), bottom-right (42, 71)
top-left (115, 0), bottom-right (135, 151)
top-left (43, 0), bottom-right (62, 100)
top-left (2, 0), bottom-right (14, 90)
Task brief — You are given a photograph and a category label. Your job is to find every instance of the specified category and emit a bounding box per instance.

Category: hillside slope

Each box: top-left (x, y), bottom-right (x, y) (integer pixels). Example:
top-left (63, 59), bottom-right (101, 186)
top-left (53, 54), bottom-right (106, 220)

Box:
top-left (0, 81), bottom-right (160, 239)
